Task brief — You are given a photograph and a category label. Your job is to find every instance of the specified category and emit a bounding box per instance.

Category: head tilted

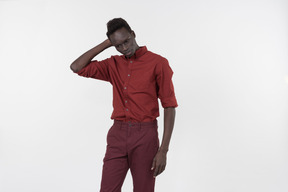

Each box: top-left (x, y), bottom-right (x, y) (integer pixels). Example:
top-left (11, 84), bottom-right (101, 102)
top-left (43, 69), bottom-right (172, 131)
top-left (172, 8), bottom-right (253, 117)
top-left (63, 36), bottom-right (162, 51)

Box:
top-left (106, 18), bottom-right (132, 39)
top-left (106, 18), bottom-right (139, 58)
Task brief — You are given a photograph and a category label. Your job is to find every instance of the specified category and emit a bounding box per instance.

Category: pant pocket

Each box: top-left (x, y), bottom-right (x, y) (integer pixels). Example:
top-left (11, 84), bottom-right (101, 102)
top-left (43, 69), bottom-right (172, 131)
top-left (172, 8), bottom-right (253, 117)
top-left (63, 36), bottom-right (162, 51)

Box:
top-left (106, 125), bottom-right (114, 144)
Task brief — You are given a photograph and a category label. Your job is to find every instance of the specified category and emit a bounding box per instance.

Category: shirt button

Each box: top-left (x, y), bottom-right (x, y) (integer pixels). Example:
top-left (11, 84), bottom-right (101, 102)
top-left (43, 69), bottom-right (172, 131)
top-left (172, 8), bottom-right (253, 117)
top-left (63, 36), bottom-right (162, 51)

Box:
top-left (126, 108), bottom-right (129, 111)
top-left (124, 87), bottom-right (127, 89)
top-left (128, 74), bottom-right (130, 77)
top-left (125, 100), bottom-right (127, 103)
top-left (130, 61), bottom-right (133, 63)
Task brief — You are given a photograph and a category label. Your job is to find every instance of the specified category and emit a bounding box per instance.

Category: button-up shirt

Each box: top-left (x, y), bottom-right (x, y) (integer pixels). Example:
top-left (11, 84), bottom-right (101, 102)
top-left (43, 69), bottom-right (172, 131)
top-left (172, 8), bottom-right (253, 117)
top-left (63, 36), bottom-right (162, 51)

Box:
top-left (75, 46), bottom-right (178, 122)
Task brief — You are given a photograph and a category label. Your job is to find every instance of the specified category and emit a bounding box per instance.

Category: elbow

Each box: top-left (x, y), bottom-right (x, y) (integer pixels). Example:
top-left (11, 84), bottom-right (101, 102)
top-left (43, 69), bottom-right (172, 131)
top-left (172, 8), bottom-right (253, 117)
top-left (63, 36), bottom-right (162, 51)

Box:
top-left (70, 63), bottom-right (79, 73)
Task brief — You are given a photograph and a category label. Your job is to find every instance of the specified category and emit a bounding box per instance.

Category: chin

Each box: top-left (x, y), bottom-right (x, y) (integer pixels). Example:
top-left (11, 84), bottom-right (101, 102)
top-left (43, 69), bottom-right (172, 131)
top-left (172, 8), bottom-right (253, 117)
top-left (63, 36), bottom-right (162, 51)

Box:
top-left (125, 51), bottom-right (134, 58)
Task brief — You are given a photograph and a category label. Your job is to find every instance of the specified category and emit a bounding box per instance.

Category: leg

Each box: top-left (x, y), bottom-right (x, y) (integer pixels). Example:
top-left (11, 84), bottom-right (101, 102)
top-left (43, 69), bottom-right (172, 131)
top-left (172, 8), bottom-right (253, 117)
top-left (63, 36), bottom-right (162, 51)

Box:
top-left (100, 124), bottom-right (129, 192)
top-left (128, 124), bottom-right (159, 192)
top-left (100, 156), bottom-right (129, 192)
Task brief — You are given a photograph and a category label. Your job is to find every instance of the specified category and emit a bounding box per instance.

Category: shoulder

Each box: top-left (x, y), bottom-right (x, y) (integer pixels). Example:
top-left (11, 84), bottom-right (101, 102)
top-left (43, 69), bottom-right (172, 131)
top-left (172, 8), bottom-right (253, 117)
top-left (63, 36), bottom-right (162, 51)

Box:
top-left (98, 55), bottom-right (125, 65)
top-left (107, 54), bottom-right (122, 61)
top-left (144, 50), bottom-right (169, 67)
top-left (147, 50), bottom-right (170, 68)
top-left (147, 49), bottom-right (167, 59)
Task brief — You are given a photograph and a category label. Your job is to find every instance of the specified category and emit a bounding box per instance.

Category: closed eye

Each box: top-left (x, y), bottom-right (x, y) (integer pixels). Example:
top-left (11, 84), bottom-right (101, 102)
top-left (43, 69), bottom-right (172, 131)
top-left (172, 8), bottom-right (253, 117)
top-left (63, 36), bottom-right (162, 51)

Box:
top-left (115, 37), bottom-right (131, 48)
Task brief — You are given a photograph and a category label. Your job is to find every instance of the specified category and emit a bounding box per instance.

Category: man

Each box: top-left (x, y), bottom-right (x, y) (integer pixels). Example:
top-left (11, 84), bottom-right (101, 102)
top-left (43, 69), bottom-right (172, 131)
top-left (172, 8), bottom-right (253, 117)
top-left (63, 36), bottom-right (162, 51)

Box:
top-left (70, 18), bottom-right (178, 192)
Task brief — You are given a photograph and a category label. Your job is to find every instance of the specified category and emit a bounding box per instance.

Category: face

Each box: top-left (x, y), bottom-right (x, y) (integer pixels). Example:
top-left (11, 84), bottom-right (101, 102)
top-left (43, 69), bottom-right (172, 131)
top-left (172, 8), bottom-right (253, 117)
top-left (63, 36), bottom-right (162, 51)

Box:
top-left (109, 27), bottom-right (139, 58)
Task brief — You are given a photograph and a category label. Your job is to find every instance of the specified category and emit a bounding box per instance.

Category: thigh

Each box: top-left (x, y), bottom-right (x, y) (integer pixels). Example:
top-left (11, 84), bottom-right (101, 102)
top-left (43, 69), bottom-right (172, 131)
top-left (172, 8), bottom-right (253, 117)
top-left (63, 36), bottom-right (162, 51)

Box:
top-left (100, 124), bottom-right (129, 192)
top-left (128, 124), bottom-right (159, 192)
top-left (100, 157), bottom-right (129, 192)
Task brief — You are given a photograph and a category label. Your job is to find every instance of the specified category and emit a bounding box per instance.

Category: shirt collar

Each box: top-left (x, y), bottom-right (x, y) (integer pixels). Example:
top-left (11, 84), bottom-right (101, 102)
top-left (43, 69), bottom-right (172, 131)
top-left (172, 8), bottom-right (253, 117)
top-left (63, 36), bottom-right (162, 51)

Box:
top-left (124, 46), bottom-right (147, 60)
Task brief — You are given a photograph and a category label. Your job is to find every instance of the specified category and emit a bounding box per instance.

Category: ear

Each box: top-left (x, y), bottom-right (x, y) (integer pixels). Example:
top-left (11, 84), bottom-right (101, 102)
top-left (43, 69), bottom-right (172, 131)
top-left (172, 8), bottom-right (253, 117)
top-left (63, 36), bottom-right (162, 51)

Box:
top-left (131, 31), bottom-right (136, 38)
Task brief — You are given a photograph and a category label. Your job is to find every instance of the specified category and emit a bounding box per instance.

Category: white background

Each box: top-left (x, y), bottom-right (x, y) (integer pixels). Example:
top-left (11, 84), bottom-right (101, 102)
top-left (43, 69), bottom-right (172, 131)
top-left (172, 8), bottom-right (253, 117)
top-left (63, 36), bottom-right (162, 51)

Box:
top-left (0, 0), bottom-right (288, 191)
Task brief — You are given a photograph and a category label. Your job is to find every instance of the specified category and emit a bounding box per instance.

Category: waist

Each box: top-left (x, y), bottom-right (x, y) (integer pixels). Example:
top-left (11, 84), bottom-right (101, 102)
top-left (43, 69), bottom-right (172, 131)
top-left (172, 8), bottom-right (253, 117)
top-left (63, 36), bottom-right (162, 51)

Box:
top-left (113, 119), bottom-right (157, 127)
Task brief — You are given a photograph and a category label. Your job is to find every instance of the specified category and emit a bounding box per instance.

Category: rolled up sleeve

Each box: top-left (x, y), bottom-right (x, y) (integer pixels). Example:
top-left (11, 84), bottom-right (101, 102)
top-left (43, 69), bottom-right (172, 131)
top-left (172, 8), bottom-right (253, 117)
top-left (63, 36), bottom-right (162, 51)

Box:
top-left (76, 58), bottom-right (111, 82)
top-left (156, 58), bottom-right (178, 108)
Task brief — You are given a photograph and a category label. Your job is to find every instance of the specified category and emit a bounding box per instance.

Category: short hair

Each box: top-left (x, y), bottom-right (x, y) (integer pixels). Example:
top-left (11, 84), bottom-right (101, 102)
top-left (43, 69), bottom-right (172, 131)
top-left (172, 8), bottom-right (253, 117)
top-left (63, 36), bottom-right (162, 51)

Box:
top-left (106, 18), bottom-right (132, 38)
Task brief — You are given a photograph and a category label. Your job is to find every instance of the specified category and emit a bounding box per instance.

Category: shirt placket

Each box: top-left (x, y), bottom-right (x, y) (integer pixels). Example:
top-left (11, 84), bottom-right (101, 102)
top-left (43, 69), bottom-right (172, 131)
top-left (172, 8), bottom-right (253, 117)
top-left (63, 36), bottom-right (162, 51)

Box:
top-left (123, 60), bottom-right (133, 121)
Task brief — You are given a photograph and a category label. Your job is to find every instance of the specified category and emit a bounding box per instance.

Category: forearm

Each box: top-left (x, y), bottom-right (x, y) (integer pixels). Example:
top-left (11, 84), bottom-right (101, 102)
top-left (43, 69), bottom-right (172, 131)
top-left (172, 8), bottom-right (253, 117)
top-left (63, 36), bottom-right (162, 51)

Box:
top-left (70, 39), bottom-right (112, 73)
top-left (159, 107), bottom-right (176, 153)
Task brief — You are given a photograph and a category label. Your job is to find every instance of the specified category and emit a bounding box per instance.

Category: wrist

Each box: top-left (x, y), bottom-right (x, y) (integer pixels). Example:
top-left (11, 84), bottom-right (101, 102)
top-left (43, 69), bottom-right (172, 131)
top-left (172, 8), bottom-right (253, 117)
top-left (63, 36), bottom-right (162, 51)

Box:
top-left (158, 147), bottom-right (169, 154)
top-left (103, 39), bottom-right (112, 48)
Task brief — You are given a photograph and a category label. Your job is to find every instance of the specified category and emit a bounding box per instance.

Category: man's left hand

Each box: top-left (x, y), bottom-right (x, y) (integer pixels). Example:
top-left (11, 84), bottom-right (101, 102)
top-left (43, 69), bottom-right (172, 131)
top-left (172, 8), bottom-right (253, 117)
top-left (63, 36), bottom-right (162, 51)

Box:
top-left (151, 150), bottom-right (167, 178)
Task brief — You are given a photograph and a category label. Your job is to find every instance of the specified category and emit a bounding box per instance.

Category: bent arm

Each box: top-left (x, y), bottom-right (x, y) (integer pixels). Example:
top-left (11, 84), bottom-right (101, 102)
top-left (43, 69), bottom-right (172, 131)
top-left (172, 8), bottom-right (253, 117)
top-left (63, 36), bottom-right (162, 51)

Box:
top-left (70, 39), bottom-right (112, 73)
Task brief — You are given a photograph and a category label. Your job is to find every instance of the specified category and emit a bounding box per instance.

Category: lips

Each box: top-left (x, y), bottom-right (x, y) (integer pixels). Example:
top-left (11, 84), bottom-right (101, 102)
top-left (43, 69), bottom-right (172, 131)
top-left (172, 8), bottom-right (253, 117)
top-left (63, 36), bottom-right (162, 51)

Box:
top-left (125, 51), bottom-right (132, 56)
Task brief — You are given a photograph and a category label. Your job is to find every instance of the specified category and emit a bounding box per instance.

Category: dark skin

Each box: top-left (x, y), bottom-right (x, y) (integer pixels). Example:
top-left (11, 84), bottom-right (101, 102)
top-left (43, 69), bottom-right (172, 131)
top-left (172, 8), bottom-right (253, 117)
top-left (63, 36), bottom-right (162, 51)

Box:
top-left (70, 27), bottom-right (176, 177)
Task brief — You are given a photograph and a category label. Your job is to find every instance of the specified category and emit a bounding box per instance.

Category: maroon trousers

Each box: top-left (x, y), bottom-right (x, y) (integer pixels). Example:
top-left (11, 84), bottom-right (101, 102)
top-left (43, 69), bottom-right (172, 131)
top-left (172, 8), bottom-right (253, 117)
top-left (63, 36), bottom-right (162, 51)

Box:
top-left (100, 120), bottom-right (159, 192)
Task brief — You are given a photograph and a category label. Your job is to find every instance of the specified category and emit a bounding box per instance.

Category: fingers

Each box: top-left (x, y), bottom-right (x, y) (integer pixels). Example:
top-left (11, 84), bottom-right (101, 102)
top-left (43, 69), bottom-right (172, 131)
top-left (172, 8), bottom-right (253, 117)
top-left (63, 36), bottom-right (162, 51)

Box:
top-left (153, 164), bottom-right (160, 178)
top-left (153, 163), bottom-right (166, 178)
top-left (151, 152), bottom-right (167, 178)
top-left (151, 158), bottom-right (156, 171)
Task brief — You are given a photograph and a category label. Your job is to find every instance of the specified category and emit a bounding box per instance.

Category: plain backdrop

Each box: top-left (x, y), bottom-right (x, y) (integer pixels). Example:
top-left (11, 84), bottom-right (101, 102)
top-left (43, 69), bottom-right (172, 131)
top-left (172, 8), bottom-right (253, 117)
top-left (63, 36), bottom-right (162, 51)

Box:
top-left (0, 0), bottom-right (288, 192)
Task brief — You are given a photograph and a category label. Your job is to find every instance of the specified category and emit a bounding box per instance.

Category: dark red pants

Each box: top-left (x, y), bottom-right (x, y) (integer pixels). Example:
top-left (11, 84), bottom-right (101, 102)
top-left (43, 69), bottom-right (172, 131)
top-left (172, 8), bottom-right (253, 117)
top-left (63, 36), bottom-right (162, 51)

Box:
top-left (100, 120), bottom-right (159, 192)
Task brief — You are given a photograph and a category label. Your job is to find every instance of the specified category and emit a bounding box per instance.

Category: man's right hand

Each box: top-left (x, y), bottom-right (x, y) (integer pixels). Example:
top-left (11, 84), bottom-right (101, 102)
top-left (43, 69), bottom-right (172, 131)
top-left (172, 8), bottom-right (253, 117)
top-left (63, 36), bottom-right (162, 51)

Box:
top-left (70, 39), bottom-right (113, 73)
top-left (104, 39), bottom-right (112, 48)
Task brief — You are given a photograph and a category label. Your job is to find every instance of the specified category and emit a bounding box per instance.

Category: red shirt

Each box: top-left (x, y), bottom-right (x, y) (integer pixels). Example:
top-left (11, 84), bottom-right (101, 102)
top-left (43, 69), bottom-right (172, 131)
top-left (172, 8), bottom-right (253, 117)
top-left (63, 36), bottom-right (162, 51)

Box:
top-left (76, 46), bottom-right (178, 122)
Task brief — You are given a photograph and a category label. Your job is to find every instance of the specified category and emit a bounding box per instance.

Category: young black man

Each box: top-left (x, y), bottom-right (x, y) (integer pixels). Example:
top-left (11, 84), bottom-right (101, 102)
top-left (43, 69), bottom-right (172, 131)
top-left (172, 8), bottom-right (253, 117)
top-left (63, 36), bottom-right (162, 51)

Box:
top-left (70, 18), bottom-right (178, 192)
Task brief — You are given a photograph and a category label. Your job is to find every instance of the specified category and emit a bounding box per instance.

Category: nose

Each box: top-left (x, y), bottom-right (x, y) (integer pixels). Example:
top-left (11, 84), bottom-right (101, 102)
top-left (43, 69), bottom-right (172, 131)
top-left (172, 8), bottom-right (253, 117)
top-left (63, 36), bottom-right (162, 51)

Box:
top-left (122, 44), bottom-right (128, 51)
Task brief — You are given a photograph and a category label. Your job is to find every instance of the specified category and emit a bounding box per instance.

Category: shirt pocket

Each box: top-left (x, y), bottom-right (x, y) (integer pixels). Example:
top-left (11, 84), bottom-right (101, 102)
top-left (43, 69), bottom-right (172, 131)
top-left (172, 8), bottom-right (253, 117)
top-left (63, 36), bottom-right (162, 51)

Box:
top-left (130, 73), bottom-right (154, 91)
